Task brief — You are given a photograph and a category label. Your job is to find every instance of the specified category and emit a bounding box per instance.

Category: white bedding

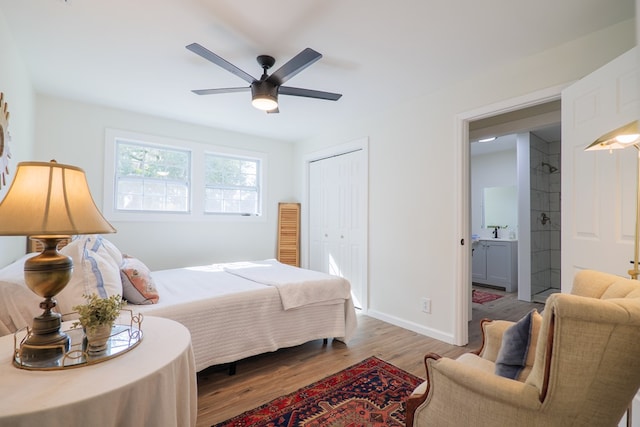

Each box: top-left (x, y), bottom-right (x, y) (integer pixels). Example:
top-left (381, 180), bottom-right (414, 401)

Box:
top-left (133, 262), bottom-right (357, 371)
top-left (222, 259), bottom-right (352, 309)
top-left (0, 252), bottom-right (357, 373)
top-left (0, 254), bottom-right (41, 336)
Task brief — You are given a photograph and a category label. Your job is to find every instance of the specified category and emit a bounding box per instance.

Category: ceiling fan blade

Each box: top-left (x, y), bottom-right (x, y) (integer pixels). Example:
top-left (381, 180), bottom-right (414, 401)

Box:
top-left (186, 43), bottom-right (256, 84)
top-left (191, 87), bottom-right (250, 95)
top-left (279, 86), bottom-right (342, 101)
top-left (267, 48), bottom-right (322, 85)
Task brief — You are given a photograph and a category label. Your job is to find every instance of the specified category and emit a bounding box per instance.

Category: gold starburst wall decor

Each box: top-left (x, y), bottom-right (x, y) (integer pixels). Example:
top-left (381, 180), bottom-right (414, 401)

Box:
top-left (0, 92), bottom-right (11, 189)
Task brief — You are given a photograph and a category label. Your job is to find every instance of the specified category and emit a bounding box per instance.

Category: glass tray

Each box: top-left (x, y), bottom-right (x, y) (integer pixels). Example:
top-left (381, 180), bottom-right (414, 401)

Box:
top-left (13, 314), bottom-right (143, 371)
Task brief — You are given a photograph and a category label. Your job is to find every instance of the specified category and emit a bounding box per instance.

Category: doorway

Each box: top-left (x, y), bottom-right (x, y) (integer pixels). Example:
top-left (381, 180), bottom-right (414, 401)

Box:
top-left (452, 85), bottom-right (565, 346)
top-left (470, 121), bottom-right (562, 304)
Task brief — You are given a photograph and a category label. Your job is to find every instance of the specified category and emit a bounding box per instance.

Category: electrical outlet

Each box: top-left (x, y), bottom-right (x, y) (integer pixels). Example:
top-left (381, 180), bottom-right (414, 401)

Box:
top-left (421, 297), bottom-right (431, 313)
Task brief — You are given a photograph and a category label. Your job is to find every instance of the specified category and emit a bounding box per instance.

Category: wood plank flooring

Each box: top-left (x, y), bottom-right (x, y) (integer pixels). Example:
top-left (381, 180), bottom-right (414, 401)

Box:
top-left (195, 286), bottom-right (543, 426)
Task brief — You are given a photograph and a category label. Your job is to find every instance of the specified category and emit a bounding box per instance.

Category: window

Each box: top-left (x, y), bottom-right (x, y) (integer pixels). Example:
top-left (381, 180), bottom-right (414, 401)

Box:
top-left (204, 154), bottom-right (261, 215)
top-left (115, 141), bottom-right (191, 213)
top-left (104, 129), bottom-right (266, 222)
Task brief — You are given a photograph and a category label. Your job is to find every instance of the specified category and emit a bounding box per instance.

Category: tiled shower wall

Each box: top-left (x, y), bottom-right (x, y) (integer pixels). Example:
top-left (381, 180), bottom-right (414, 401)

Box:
top-left (530, 135), bottom-right (561, 296)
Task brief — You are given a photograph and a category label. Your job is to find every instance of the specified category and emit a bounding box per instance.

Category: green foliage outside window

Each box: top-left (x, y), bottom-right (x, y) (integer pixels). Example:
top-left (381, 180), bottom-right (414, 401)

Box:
top-left (113, 138), bottom-right (261, 216)
top-left (204, 154), bottom-right (260, 215)
top-left (115, 140), bottom-right (190, 212)
top-left (117, 143), bottom-right (189, 180)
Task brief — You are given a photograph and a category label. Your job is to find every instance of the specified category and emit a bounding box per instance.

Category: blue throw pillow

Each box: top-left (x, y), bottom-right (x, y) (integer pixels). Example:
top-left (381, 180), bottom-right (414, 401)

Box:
top-left (495, 310), bottom-right (537, 379)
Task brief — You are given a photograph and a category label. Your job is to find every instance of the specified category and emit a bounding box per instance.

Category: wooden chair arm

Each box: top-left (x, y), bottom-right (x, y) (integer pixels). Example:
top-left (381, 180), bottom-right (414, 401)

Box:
top-left (405, 352), bottom-right (441, 427)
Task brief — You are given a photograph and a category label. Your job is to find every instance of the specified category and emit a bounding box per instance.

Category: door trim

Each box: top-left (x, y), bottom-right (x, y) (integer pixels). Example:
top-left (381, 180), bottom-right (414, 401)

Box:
top-left (453, 84), bottom-right (566, 346)
top-left (302, 137), bottom-right (369, 312)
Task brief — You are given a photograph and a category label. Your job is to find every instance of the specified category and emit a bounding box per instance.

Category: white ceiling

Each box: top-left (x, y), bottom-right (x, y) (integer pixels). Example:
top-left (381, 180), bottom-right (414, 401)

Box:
top-left (470, 124), bottom-right (562, 157)
top-left (0, 0), bottom-right (634, 142)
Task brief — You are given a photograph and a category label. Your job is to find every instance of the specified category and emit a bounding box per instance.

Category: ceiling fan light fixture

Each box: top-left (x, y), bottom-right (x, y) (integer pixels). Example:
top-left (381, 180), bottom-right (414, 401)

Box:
top-left (251, 82), bottom-right (278, 111)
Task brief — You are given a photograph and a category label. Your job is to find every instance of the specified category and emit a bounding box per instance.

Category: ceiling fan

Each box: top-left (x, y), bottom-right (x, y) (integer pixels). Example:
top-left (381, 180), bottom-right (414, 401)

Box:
top-left (186, 43), bottom-right (342, 113)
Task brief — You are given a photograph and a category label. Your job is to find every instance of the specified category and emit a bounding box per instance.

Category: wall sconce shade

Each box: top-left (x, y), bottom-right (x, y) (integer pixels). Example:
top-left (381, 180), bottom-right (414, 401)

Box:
top-left (585, 120), bottom-right (639, 151)
top-left (251, 81), bottom-right (278, 111)
top-left (0, 161), bottom-right (115, 236)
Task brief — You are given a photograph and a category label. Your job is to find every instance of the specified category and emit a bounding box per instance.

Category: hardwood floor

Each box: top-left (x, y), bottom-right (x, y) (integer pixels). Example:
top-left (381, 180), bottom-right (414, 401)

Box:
top-left (195, 287), bottom-right (544, 426)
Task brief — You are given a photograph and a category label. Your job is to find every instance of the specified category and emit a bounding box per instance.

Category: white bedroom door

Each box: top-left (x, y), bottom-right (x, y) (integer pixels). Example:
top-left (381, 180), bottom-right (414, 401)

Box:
top-left (561, 47), bottom-right (639, 290)
top-left (309, 149), bottom-right (366, 309)
top-left (562, 47), bottom-right (639, 427)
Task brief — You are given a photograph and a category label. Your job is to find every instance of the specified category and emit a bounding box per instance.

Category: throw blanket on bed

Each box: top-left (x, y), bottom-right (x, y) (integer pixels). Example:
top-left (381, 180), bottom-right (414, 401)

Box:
top-left (223, 259), bottom-right (351, 310)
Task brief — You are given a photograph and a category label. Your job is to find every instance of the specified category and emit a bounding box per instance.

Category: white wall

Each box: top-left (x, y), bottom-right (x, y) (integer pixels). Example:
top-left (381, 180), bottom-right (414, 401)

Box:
top-left (470, 148), bottom-right (517, 238)
top-left (33, 95), bottom-right (296, 270)
top-left (0, 8), bottom-right (36, 266)
top-left (293, 19), bottom-right (636, 343)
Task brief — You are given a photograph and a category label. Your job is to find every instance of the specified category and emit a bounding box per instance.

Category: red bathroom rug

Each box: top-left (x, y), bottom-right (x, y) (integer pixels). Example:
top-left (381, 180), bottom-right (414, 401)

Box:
top-left (472, 289), bottom-right (504, 304)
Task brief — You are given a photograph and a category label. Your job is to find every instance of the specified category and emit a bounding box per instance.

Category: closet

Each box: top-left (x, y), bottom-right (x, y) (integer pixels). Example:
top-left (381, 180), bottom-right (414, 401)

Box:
top-left (308, 149), bottom-right (366, 309)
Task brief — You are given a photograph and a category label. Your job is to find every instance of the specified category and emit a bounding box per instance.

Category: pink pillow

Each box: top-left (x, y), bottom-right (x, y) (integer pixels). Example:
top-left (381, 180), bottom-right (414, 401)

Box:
top-left (120, 256), bottom-right (159, 305)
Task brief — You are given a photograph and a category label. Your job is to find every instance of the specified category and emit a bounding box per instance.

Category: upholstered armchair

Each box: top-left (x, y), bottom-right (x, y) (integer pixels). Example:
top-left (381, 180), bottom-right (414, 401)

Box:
top-left (406, 270), bottom-right (640, 427)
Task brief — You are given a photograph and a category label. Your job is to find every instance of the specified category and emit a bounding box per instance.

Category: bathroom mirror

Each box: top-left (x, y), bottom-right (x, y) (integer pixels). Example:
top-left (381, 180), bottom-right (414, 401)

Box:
top-left (483, 185), bottom-right (517, 229)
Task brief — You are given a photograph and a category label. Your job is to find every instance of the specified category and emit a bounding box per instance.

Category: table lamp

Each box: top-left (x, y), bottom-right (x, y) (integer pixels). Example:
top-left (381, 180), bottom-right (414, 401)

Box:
top-left (585, 120), bottom-right (640, 279)
top-left (0, 160), bottom-right (115, 362)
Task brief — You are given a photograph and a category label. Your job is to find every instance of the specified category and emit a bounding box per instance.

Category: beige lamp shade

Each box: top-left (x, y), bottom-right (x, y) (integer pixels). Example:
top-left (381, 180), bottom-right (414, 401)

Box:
top-left (585, 120), bottom-right (639, 151)
top-left (0, 160), bottom-right (115, 236)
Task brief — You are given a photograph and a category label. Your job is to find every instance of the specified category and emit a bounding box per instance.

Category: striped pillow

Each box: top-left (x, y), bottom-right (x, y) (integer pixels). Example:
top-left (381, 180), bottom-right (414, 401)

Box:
top-left (57, 235), bottom-right (123, 319)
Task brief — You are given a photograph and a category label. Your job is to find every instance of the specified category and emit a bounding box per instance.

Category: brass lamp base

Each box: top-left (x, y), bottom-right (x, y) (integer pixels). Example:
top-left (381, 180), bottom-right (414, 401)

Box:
top-left (20, 236), bottom-right (73, 362)
top-left (19, 299), bottom-right (70, 362)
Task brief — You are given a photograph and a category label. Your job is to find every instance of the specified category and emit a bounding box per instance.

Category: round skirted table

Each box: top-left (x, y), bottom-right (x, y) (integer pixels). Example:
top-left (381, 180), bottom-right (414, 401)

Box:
top-left (0, 316), bottom-right (197, 427)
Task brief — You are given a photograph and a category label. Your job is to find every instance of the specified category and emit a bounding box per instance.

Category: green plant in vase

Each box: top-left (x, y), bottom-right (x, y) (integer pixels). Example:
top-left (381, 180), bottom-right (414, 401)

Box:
top-left (73, 294), bottom-right (125, 354)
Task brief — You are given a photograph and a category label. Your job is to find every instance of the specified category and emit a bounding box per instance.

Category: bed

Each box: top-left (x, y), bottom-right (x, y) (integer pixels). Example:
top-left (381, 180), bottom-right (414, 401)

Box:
top-left (0, 235), bottom-right (357, 372)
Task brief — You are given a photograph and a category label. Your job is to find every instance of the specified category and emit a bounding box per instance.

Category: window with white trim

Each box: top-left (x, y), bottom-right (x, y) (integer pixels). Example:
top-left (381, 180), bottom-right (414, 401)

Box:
top-left (115, 141), bottom-right (191, 213)
top-left (204, 154), bottom-right (261, 215)
top-left (104, 129), bottom-right (266, 222)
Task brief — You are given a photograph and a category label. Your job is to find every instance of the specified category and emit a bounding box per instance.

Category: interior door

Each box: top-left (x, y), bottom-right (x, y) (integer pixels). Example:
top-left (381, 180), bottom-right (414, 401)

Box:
top-left (561, 47), bottom-right (639, 288)
top-left (561, 47), bottom-right (638, 427)
top-left (309, 149), bottom-right (365, 309)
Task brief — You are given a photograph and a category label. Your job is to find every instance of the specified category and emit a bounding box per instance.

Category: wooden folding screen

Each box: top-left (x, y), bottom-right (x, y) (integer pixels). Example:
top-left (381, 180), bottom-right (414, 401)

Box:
top-left (277, 202), bottom-right (300, 267)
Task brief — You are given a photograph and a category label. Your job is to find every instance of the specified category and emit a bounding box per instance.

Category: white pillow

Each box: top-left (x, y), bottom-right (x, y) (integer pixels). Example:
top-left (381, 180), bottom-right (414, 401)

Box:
top-left (0, 254), bottom-right (41, 335)
top-left (0, 280), bottom-right (42, 336)
top-left (57, 235), bottom-right (123, 319)
top-left (0, 253), bottom-right (37, 284)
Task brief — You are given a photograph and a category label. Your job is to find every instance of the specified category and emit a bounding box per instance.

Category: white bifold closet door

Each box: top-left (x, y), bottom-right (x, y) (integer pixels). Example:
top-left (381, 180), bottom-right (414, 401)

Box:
top-left (309, 149), bottom-right (365, 309)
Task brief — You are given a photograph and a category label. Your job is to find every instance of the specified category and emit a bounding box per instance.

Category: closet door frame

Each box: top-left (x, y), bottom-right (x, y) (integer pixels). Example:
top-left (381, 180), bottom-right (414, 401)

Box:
top-left (302, 137), bottom-right (369, 312)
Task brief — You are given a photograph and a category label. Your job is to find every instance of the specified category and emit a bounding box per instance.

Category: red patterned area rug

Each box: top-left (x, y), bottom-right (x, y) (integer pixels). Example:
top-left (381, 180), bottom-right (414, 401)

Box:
top-left (212, 356), bottom-right (423, 427)
top-left (472, 289), bottom-right (504, 304)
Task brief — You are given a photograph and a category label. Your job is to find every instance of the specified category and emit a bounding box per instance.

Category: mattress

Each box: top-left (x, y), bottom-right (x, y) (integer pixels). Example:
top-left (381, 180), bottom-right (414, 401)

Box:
top-left (131, 262), bottom-right (357, 372)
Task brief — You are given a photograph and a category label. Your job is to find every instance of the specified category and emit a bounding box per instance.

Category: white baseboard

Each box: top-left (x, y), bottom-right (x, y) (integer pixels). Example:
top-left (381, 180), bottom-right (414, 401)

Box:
top-left (366, 309), bottom-right (456, 345)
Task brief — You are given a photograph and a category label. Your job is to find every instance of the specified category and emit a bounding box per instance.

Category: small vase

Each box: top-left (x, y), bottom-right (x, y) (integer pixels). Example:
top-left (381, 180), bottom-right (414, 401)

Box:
top-left (85, 323), bottom-right (113, 354)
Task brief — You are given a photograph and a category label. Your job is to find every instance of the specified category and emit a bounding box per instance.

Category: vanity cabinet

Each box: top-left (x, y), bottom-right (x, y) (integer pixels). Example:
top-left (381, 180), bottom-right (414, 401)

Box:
top-left (472, 240), bottom-right (518, 292)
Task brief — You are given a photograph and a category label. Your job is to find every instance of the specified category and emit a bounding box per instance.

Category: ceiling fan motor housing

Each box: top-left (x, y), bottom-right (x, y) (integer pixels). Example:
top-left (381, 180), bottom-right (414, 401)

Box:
top-left (251, 80), bottom-right (278, 110)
